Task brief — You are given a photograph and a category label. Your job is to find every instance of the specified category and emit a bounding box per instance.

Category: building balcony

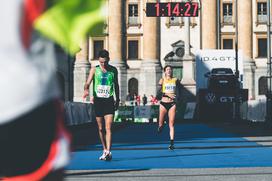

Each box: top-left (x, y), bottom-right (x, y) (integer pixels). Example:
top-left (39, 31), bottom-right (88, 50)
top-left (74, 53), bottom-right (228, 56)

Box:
top-left (223, 15), bottom-right (232, 24)
top-left (127, 17), bottom-right (141, 28)
top-left (257, 15), bottom-right (267, 25)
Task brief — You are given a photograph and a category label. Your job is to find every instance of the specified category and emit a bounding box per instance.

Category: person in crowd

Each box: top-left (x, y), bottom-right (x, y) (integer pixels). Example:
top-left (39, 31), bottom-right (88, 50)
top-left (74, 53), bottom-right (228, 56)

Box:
top-left (142, 94), bottom-right (147, 106)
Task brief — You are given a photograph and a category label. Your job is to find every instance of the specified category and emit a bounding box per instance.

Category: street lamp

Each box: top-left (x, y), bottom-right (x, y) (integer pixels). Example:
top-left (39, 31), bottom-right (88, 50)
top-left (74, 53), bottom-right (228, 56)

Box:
top-left (216, 0), bottom-right (221, 49)
top-left (234, 0), bottom-right (240, 120)
top-left (266, 0), bottom-right (272, 123)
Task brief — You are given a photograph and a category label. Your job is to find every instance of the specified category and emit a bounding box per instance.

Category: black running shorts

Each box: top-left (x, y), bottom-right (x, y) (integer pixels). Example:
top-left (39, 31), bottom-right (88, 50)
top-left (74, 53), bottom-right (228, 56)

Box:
top-left (94, 96), bottom-right (115, 117)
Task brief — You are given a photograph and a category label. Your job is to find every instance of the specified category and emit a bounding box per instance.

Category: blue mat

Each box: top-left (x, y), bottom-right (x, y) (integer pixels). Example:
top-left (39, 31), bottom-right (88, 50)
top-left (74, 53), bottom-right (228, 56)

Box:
top-left (67, 123), bottom-right (272, 170)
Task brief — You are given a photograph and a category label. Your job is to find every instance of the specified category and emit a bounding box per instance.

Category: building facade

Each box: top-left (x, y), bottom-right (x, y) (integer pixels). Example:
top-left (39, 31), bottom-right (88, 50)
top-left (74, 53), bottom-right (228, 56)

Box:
top-left (57, 0), bottom-right (272, 103)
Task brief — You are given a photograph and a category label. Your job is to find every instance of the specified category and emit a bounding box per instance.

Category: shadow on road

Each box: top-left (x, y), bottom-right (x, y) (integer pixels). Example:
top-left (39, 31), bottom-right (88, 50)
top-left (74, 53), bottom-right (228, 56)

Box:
top-left (66, 168), bottom-right (148, 176)
top-left (68, 120), bottom-right (272, 152)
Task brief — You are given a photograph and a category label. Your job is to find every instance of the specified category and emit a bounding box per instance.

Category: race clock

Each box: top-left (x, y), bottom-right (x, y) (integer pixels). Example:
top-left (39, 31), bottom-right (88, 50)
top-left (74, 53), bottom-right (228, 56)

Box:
top-left (146, 2), bottom-right (199, 17)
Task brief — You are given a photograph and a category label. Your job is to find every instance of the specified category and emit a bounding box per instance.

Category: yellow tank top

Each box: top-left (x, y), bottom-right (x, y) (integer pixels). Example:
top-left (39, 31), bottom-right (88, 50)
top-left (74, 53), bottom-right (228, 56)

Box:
top-left (162, 78), bottom-right (177, 94)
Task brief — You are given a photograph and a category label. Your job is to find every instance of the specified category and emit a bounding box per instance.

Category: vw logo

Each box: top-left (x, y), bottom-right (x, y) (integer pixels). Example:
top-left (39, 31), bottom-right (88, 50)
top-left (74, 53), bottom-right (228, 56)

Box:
top-left (205, 93), bottom-right (216, 104)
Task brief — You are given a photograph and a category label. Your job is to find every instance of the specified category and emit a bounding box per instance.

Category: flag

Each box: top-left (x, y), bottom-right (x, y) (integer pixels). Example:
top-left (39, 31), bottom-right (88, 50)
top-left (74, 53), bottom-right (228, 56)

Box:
top-left (34, 0), bottom-right (107, 54)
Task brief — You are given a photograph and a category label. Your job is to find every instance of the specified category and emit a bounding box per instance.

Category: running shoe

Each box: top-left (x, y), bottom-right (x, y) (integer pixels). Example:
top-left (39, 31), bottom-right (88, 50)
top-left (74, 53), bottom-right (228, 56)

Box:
top-left (168, 144), bottom-right (175, 150)
top-left (157, 125), bottom-right (163, 134)
top-left (105, 152), bottom-right (112, 161)
top-left (99, 151), bottom-right (107, 160)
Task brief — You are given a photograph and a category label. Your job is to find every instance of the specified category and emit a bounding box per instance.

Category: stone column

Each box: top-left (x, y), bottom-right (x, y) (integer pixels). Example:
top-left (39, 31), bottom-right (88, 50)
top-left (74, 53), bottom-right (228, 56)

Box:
top-left (108, 0), bottom-right (124, 63)
top-left (73, 40), bottom-right (91, 102)
top-left (181, 17), bottom-right (196, 100)
top-left (237, 0), bottom-right (256, 99)
top-left (201, 0), bottom-right (216, 49)
top-left (108, 0), bottom-right (127, 102)
top-left (140, 0), bottom-right (162, 97)
top-left (184, 17), bottom-right (191, 57)
top-left (238, 0), bottom-right (252, 60)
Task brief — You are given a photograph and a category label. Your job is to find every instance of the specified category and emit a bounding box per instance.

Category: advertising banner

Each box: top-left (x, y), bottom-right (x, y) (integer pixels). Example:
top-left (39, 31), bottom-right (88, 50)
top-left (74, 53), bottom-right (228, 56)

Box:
top-left (134, 106), bottom-right (152, 118)
top-left (195, 50), bottom-right (243, 91)
top-left (115, 106), bottom-right (134, 120)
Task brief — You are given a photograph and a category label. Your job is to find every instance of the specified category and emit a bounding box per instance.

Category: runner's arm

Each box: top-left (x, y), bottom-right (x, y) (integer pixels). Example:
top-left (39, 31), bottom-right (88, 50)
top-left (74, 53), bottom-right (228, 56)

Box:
top-left (175, 79), bottom-right (182, 102)
top-left (84, 67), bottom-right (95, 90)
top-left (113, 68), bottom-right (120, 102)
top-left (156, 78), bottom-right (163, 100)
top-left (83, 67), bottom-right (95, 99)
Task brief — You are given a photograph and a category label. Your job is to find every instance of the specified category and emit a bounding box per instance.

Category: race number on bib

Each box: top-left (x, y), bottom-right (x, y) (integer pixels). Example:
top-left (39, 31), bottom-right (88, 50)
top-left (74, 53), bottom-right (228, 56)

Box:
top-left (97, 85), bottom-right (111, 98)
top-left (164, 83), bottom-right (175, 93)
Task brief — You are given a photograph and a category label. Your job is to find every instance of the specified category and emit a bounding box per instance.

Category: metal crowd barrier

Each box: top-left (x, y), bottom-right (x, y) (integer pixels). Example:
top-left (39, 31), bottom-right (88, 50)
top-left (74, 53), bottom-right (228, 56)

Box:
top-left (64, 101), bottom-right (95, 126)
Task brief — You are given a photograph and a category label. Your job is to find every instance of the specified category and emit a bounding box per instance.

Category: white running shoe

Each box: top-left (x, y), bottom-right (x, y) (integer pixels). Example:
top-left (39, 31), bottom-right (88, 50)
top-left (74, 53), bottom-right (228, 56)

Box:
top-left (105, 151), bottom-right (112, 161)
top-left (99, 151), bottom-right (107, 160)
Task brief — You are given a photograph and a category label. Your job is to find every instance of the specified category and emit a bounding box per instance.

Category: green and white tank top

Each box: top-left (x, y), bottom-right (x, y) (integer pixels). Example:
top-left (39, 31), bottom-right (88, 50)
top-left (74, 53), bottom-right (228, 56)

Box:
top-left (93, 66), bottom-right (114, 98)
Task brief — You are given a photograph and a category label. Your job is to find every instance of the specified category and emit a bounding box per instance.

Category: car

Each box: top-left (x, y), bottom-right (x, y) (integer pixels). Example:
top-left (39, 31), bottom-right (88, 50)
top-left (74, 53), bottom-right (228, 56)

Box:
top-left (205, 68), bottom-right (238, 90)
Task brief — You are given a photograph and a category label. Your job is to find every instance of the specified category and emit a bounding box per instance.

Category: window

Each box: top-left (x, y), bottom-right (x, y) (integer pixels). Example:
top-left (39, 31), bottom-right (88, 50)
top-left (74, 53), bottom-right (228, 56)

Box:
top-left (223, 3), bottom-right (232, 23)
top-left (258, 38), bottom-right (267, 57)
top-left (93, 40), bottom-right (104, 59)
top-left (128, 78), bottom-right (138, 97)
top-left (257, 2), bottom-right (267, 15)
top-left (128, 40), bottom-right (138, 59)
top-left (128, 4), bottom-right (139, 25)
top-left (259, 76), bottom-right (268, 95)
top-left (223, 39), bottom-right (233, 49)
top-left (257, 2), bottom-right (267, 23)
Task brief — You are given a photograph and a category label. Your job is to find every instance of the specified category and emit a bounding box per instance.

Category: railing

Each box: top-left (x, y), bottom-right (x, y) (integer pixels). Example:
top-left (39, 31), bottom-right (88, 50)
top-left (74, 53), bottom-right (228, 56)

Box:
top-left (64, 102), bottom-right (187, 125)
top-left (257, 15), bottom-right (267, 23)
top-left (128, 16), bottom-right (139, 26)
top-left (223, 15), bottom-right (232, 24)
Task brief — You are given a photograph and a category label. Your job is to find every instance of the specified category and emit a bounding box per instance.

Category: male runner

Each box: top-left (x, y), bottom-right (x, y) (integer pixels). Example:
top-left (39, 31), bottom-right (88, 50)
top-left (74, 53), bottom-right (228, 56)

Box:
top-left (83, 49), bottom-right (120, 161)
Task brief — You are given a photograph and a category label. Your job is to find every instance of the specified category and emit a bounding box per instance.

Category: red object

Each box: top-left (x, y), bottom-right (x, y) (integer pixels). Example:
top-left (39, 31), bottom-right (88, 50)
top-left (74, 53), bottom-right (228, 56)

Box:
top-left (150, 96), bottom-right (158, 105)
top-left (136, 95), bottom-right (141, 105)
top-left (21, 0), bottom-right (46, 49)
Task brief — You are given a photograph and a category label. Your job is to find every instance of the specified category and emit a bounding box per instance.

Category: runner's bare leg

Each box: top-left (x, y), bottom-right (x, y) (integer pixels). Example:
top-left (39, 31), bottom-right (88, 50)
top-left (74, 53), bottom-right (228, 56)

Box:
top-left (104, 114), bottom-right (114, 151)
top-left (168, 105), bottom-right (176, 140)
top-left (96, 117), bottom-right (106, 151)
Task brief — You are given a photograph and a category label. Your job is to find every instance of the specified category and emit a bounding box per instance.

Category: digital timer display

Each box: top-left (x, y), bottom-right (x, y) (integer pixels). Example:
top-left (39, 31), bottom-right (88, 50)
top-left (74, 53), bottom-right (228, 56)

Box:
top-left (146, 2), bottom-right (199, 17)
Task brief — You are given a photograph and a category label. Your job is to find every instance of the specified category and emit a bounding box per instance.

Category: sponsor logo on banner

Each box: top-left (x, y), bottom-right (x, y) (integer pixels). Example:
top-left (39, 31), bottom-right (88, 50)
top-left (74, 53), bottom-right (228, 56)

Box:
top-left (196, 50), bottom-right (243, 91)
top-left (205, 93), bottom-right (216, 104)
top-left (134, 106), bottom-right (151, 118)
top-left (219, 96), bottom-right (235, 103)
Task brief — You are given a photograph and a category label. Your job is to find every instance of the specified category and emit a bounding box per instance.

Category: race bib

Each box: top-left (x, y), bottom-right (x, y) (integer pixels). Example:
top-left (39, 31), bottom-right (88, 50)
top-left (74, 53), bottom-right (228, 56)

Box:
top-left (96, 85), bottom-right (111, 98)
top-left (164, 83), bottom-right (175, 93)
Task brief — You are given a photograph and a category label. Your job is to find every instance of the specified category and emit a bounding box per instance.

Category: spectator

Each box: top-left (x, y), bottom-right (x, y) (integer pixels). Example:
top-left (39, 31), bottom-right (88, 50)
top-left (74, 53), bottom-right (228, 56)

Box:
top-left (0, 1), bottom-right (80, 180)
top-left (136, 95), bottom-right (141, 106)
top-left (126, 93), bottom-right (132, 101)
top-left (134, 93), bottom-right (138, 106)
top-left (150, 95), bottom-right (158, 105)
top-left (142, 94), bottom-right (147, 106)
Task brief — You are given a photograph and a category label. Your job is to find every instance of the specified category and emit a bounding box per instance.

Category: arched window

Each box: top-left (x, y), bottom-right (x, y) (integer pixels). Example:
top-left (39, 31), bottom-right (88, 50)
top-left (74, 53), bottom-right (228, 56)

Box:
top-left (128, 78), bottom-right (138, 97)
